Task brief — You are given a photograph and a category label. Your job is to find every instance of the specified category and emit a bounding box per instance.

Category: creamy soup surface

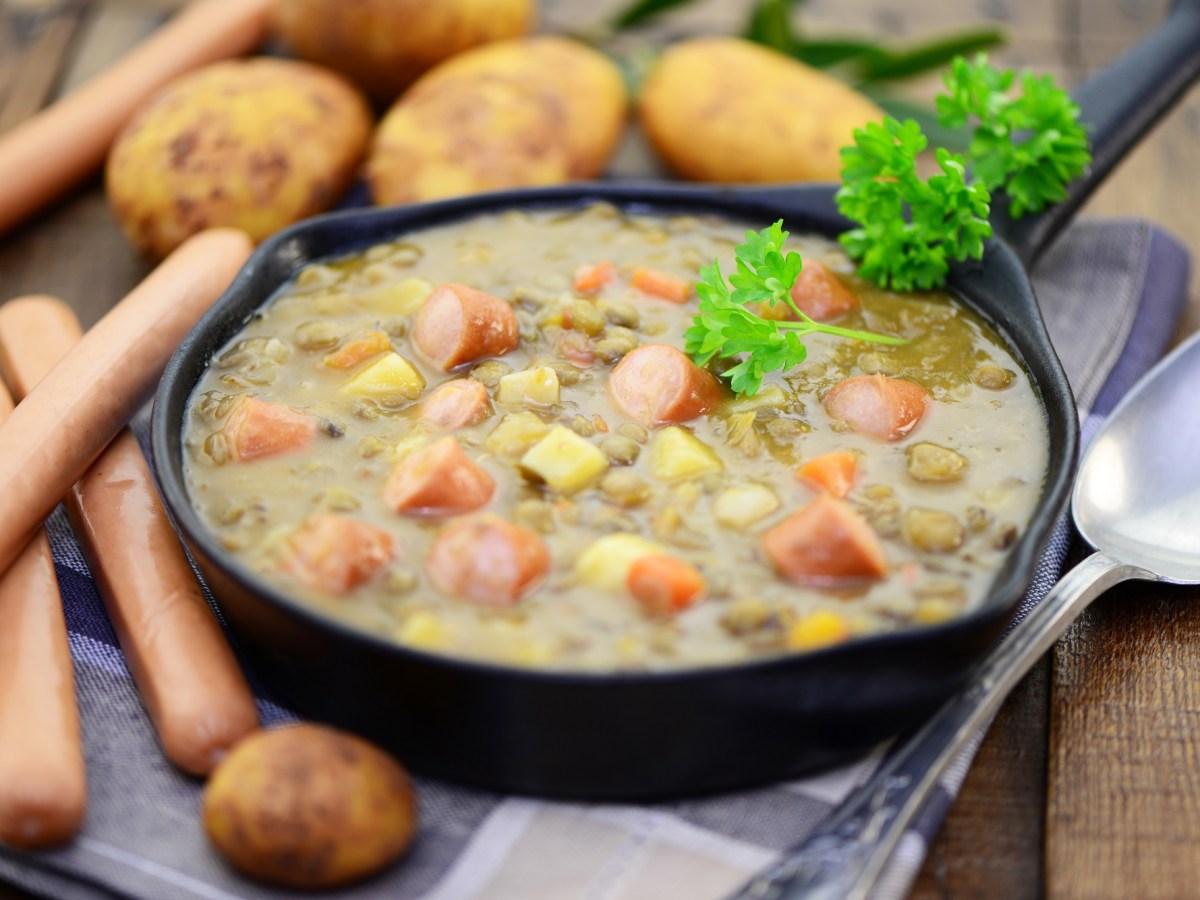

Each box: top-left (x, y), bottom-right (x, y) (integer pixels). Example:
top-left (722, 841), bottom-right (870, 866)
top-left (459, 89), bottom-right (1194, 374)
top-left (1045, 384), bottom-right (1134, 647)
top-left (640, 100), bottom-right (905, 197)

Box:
top-left (183, 203), bottom-right (1049, 671)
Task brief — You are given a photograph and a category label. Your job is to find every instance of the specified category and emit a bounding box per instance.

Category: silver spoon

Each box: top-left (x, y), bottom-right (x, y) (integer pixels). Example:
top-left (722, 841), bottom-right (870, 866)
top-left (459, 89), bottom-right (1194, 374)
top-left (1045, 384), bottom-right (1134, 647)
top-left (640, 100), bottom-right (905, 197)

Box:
top-left (732, 329), bottom-right (1200, 900)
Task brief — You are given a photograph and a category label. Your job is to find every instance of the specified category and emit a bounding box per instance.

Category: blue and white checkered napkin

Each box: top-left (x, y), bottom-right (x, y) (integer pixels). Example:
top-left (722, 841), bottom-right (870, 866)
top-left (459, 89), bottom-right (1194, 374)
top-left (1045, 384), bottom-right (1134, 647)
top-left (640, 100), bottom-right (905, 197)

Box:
top-left (0, 219), bottom-right (1189, 900)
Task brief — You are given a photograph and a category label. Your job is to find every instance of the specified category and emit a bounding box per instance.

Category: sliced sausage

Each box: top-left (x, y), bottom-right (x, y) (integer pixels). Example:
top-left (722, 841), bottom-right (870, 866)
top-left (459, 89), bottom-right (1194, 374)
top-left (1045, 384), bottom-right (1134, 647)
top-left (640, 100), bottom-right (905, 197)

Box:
top-left (789, 261), bottom-right (859, 321)
top-left (426, 515), bottom-right (549, 606)
top-left (420, 379), bottom-right (491, 430)
top-left (609, 343), bottom-right (721, 425)
top-left (383, 436), bottom-right (495, 516)
top-left (323, 330), bottom-right (391, 369)
top-left (762, 495), bottom-right (888, 585)
top-left (280, 514), bottom-right (394, 595)
top-left (412, 283), bottom-right (519, 371)
top-left (220, 396), bottom-right (318, 462)
top-left (0, 0), bottom-right (274, 237)
top-left (824, 373), bottom-right (930, 441)
top-left (0, 228), bottom-right (252, 583)
top-left (0, 295), bottom-right (260, 777)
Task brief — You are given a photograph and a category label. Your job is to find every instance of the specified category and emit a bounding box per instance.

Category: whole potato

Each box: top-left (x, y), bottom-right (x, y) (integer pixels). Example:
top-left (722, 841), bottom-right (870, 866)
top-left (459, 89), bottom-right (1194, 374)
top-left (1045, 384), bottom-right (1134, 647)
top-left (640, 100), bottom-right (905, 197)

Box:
top-left (274, 0), bottom-right (536, 104)
top-left (368, 36), bottom-right (627, 206)
top-left (203, 724), bottom-right (416, 889)
top-left (639, 38), bottom-right (884, 183)
top-left (107, 59), bottom-right (372, 260)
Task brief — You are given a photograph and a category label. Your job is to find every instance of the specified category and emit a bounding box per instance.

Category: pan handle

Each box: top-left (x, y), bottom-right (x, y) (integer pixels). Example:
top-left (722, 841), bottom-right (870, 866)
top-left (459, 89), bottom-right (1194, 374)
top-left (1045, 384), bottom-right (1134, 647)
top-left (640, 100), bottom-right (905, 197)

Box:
top-left (994, 0), bottom-right (1200, 265)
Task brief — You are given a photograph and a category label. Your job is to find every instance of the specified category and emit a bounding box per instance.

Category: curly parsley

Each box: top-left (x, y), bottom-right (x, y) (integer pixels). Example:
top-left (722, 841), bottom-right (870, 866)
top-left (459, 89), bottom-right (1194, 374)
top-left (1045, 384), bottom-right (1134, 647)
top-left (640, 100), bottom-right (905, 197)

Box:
top-left (838, 53), bottom-right (1091, 290)
top-left (936, 53), bottom-right (1091, 218)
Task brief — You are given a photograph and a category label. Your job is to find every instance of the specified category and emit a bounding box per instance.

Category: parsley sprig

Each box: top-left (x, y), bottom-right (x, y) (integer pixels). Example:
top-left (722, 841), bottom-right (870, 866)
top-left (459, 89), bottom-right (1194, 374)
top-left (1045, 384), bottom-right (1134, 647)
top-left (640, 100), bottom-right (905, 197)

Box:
top-left (937, 54), bottom-right (1091, 218)
top-left (685, 221), bottom-right (906, 397)
top-left (838, 54), bottom-right (1091, 290)
top-left (836, 120), bottom-right (992, 291)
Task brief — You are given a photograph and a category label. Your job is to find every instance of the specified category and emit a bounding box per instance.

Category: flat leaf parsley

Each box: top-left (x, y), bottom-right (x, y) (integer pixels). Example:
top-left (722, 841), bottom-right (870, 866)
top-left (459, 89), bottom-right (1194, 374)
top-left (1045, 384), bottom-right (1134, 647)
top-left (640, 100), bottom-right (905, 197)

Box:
top-left (685, 221), bottom-right (906, 397)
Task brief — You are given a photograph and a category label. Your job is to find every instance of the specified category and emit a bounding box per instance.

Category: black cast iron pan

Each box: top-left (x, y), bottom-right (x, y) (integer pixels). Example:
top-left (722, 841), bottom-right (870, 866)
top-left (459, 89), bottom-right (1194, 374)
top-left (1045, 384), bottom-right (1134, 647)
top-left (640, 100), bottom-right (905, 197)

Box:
top-left (151, 1), bottom-right (1200, 800)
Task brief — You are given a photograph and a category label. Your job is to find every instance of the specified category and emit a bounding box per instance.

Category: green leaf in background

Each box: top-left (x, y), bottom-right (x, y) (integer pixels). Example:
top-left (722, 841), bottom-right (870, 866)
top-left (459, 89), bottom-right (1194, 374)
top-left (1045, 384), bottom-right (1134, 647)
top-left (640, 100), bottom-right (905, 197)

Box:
top-left (608, 0), bottom-right (700, 31)
top-left (790, 39), bottom-right (881, 69)
top-left (744, 0), bottom-right (804, 55)
top-left (853, 27), bottom-right (1007, 82)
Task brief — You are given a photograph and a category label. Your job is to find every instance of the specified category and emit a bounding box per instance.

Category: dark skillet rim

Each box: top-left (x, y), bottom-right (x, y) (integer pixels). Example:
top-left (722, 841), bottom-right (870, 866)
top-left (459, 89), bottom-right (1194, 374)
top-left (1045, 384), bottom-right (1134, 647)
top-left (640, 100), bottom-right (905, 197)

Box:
top-left (151, 181), bottom-right (1078, 689)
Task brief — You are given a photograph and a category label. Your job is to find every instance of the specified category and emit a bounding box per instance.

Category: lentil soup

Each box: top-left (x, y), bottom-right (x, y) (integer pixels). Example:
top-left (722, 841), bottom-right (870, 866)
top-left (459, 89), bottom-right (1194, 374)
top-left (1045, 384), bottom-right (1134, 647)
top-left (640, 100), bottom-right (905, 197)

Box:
top-left (182, 203), bottom-right (1049, 671)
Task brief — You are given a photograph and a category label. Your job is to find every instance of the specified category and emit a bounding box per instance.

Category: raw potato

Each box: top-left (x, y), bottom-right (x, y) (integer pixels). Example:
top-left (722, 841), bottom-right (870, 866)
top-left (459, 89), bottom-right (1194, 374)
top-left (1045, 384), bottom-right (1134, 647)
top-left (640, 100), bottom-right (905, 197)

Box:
top-left (274, 0), bottom-right (535, 103)
top-left (203, 724), bottom-right (416, 889)
top-left (639, 37), bottom-right (884, 182)
top-left (107, 59), bottom-right (372, 260)
top-left (368, 36), bottom-right (627, 205)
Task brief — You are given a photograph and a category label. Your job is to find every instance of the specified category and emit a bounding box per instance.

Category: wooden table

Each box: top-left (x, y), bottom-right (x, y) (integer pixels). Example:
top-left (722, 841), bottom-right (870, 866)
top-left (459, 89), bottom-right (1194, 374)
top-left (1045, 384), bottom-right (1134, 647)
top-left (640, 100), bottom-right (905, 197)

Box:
top-left (1, 1), bottom-right (1197, 897)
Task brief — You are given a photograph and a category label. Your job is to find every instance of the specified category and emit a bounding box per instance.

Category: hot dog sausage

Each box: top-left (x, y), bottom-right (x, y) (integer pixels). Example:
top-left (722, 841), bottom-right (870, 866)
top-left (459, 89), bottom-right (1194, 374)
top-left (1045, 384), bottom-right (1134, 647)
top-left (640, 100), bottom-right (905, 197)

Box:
top-left (280, 514), bottom-right (395, 596)
top-left (0, 228), bottom-right (252, 587)
top-left (383, 437), bottom-right (496, 516)
top-left (426, 515), bottom-right (549, 606)
top-left (0, 384), bottom-right (86, 849)
top-left (0, 0), bottom-right (274, 237)
top-left (0, 295), bottom-right (260, 777)
top-left (609, 343), bottom-right (721, 425)
top-left (789, 260), bottom-right (859, 321)
top-left (420, 379), bottom-right (491, 430)
top-left (220, 397), bottom-right (318, 462)
top-left (413, 283), bottom-right (519, 370)
top-left (823, 373), bottom-right (930, 441)
top-left (762, 495), bottom-right (888, 585)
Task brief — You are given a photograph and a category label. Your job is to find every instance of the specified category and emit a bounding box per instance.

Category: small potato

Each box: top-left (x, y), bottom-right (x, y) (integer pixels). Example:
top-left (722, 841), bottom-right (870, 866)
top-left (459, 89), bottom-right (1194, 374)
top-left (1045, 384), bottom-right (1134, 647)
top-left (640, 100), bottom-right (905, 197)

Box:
top-left (369, 37), bottom-right (627, 205)
top-left (203, 724), bottom-right (416, 889)
top-left (639, 38), bottom-right (884, 182)
top-left (107, 59), bottom-right (372, 260)
top-left (274, 0), bottom-right (535, 103)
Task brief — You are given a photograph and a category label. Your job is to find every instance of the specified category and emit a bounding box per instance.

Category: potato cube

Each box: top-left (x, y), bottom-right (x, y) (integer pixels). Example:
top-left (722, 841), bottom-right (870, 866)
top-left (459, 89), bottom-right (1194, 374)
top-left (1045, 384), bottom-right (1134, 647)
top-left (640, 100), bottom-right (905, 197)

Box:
top-left (486, 412), bottom-right (552, 458)
top-left (787, 610), bottom-right (851, 651)
top-left (361, 277), bottom-right (434, 315)
top-left (340, 352), bottom-right (425, 401)
top-left (649, 426), bottom-right (722, 482)
top-left (714, 484), bottom-right (780, 529)
top-left (519, 426), bottom-right (609, 494)
top-left (496, 367), bottom-right (561, 407)
top-left (396, 611), bottom-right (450, 649)
top-left (575, 533), bottom-right (665, 592)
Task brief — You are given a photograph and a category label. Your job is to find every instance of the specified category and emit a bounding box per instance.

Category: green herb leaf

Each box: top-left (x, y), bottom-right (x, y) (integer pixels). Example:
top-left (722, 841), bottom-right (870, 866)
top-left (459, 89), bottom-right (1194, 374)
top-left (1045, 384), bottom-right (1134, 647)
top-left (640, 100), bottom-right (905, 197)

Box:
top-left (685, 221), bottom-right (906, 397)
top-left (608, 0), bottom-right (700, 30)
top-left (854, 27), bottom-right (1006, 82)
top-left (936, 53), bottom-right (1091, 218)
top-left (835, 118), bottom-right (992, 291)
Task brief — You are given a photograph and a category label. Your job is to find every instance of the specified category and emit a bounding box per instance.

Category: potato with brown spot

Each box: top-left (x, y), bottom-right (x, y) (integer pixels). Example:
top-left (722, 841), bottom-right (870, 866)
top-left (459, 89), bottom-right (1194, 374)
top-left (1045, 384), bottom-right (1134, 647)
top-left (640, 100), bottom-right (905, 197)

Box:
top-left (639, 38), bottom-right (883, 182)
top-left (369, 36), bottom-right (627, 205)
top-left (107, 59), bottom-right (372, 259)
top-left (203, 724), bottom-right (416, 888)
top-left (273, 0), bottom-right (535, 104)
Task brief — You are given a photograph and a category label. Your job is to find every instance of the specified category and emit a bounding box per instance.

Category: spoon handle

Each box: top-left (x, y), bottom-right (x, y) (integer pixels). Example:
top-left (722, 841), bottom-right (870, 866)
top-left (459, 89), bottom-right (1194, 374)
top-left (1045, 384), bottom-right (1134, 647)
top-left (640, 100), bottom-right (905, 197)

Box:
top-left (729, 551), bottom-right (1156, 900)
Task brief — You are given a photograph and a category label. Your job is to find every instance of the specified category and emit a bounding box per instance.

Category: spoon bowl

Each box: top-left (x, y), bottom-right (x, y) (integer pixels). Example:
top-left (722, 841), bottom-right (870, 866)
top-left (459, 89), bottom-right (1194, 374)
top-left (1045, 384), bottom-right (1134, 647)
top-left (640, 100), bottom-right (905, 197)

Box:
top-left (1075, 333), bottom-right (1200, 584)
top-left (740, 330), bottom-right (1200, 900)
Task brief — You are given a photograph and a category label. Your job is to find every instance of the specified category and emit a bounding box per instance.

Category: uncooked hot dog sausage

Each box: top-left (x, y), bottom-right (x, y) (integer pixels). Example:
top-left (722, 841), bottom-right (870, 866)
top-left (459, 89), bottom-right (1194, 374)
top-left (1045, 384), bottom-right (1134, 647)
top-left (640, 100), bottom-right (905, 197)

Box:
top-left (0, 227), bottom-right (252, 583)
top-left (0, 296), bottom-right (260, 776)
top-left (0, 0), bottom-right (274, 237)
top-left (0, 384), bottom-right (86, 849)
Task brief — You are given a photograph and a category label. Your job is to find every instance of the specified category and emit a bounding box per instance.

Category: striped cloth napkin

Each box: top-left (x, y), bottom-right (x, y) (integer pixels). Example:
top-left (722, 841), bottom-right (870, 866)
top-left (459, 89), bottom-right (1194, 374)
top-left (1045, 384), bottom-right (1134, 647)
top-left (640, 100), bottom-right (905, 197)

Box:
top-left (0, 218), bottom-right (1188, 900)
